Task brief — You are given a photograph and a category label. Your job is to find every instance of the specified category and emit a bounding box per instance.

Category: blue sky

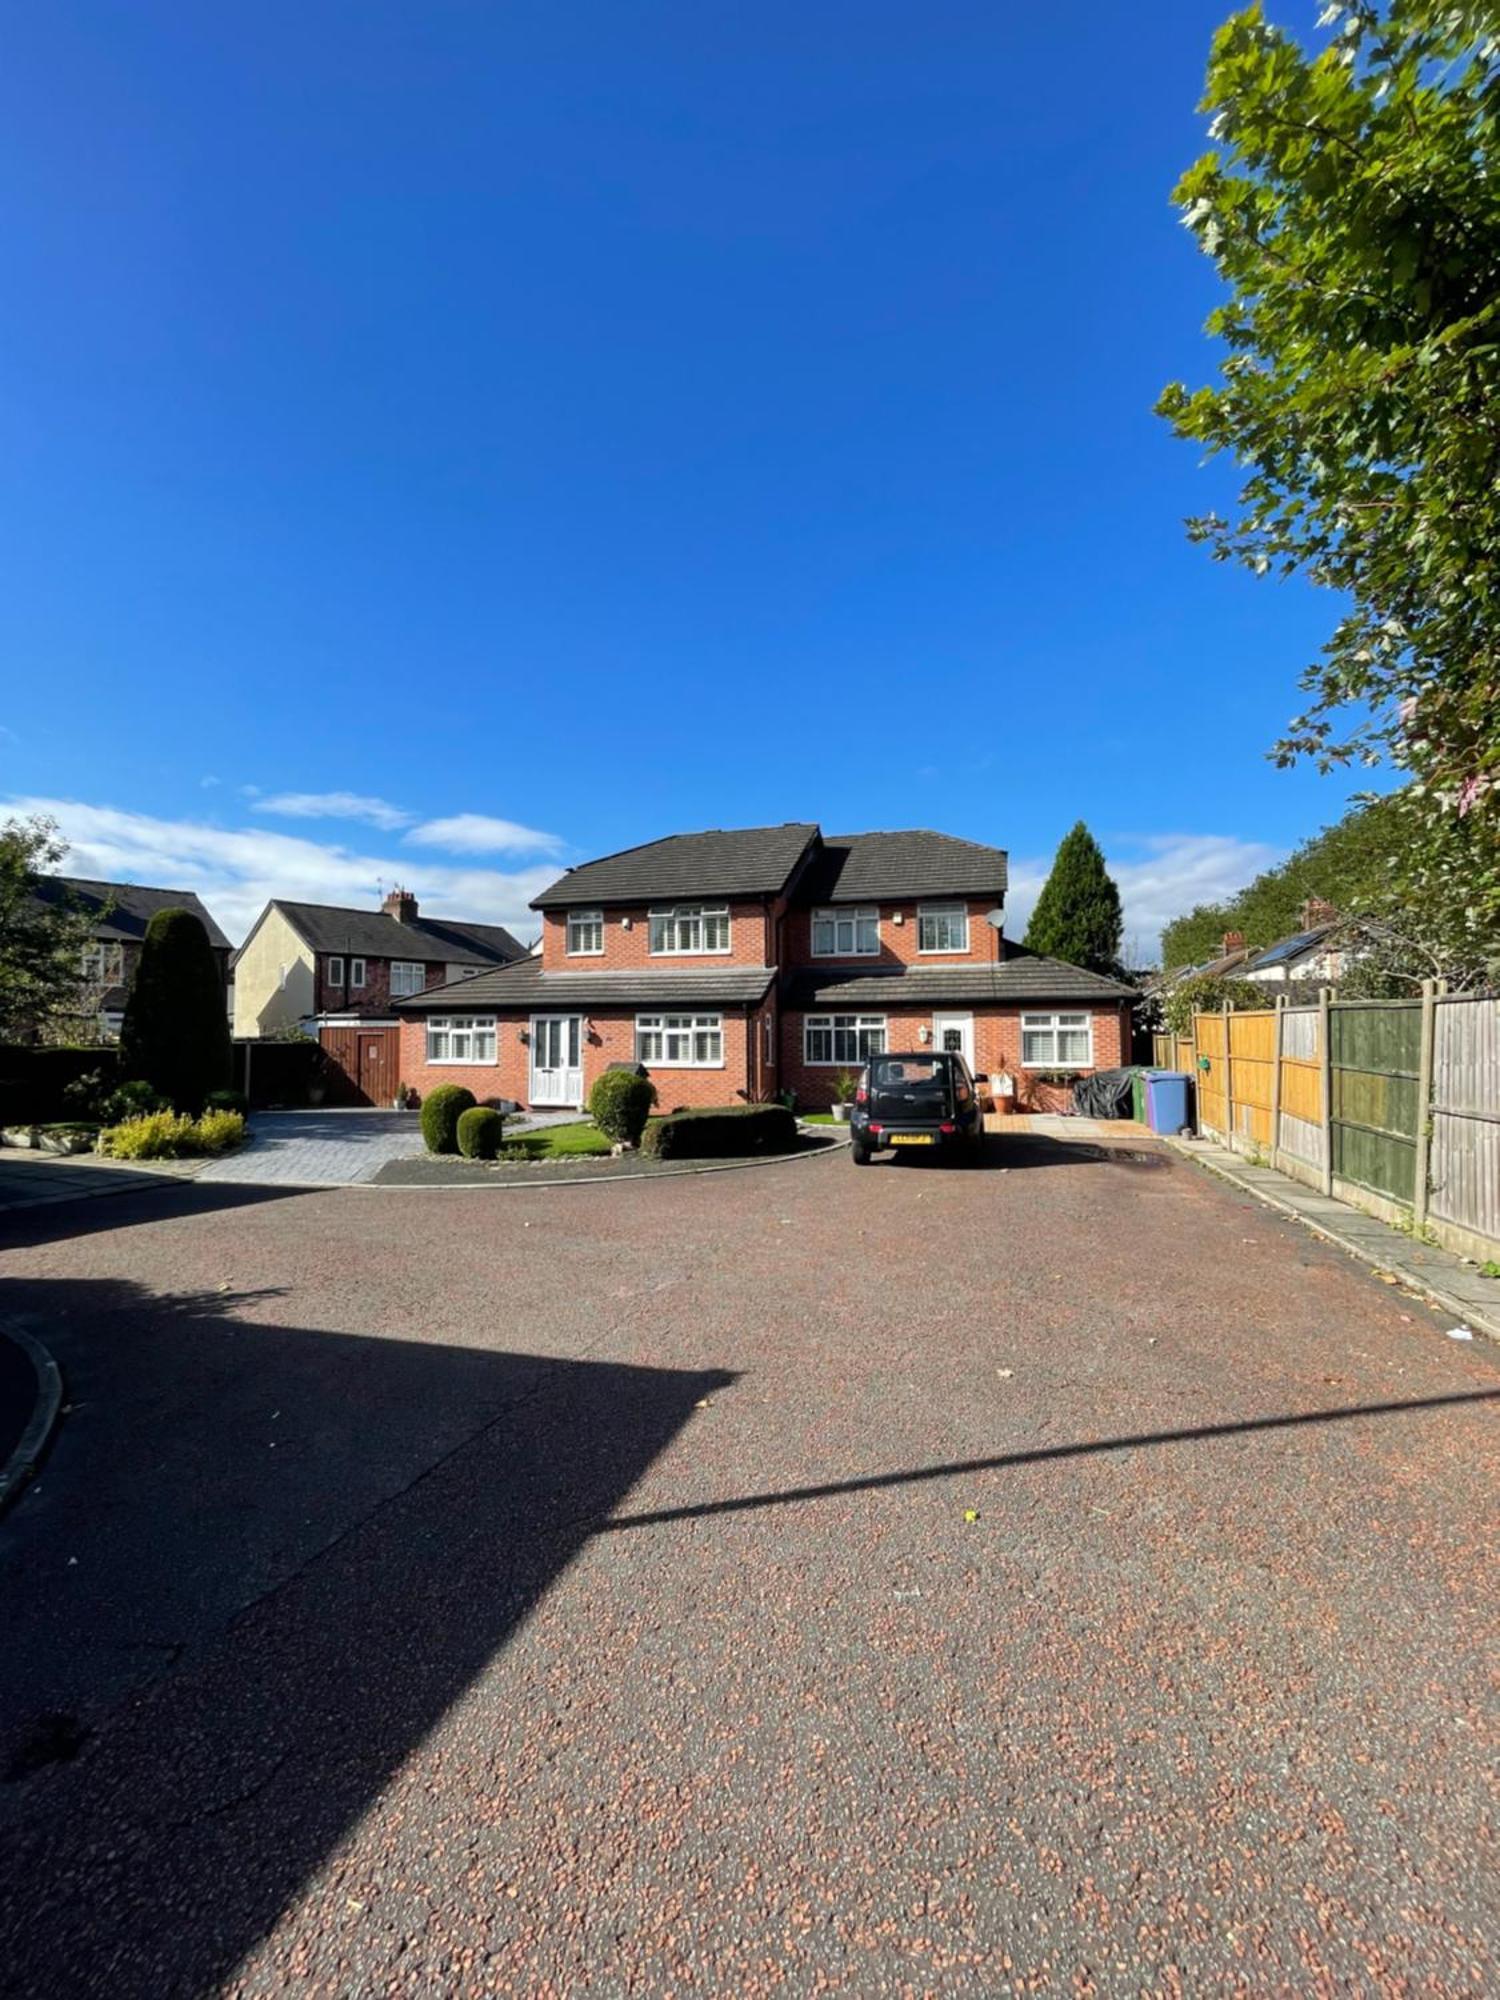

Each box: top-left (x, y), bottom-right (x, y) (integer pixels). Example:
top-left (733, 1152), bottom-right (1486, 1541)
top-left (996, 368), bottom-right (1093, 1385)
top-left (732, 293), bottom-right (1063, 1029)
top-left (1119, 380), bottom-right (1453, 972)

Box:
top-left (0, 1), bottom-right (1365, 954)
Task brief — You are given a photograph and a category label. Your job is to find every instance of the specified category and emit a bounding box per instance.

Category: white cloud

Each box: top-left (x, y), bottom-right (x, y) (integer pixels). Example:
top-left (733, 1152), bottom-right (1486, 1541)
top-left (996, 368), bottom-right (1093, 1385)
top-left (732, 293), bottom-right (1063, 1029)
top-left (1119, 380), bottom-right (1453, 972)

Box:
top-left (1006, 833), bottom-right (1282, 964)
top-left (252, 791), bottom-right (413, 831)
top-left (5, 796), bottom-right (560, 944)
top-left (405, 813), bottom-right (564, 856)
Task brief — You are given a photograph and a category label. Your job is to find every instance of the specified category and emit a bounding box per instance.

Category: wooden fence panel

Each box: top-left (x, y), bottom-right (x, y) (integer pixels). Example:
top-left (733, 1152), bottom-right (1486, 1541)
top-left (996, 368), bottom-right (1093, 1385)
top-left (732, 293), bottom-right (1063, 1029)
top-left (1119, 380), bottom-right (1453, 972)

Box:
top-left (1428, 996), bottom-right (1500, 1257)
top-left (1227, 1011), bottom-right (1274, 1149)
top-left (1276, 1006), bottom-right (1325, 1172)
top-left (1330, 1002), bottom-right (1421, 1204)
top-left (1193, 1012), bottom-right (1228, 1138)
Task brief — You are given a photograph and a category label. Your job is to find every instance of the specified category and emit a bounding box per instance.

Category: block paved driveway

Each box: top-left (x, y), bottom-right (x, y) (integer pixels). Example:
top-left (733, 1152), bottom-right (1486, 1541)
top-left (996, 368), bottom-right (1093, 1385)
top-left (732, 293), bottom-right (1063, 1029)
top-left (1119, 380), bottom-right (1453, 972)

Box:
top-left (1, 1134), bottom-right (1495, 1995)
top-left (196, 1107), bottom-right (572, 1186)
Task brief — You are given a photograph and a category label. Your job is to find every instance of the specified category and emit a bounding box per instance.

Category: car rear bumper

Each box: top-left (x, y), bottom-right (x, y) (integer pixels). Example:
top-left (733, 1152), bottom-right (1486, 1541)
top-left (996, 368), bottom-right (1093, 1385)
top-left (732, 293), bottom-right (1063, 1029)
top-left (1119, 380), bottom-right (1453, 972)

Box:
top-left (851, 1119), bottom-right (979, 1151)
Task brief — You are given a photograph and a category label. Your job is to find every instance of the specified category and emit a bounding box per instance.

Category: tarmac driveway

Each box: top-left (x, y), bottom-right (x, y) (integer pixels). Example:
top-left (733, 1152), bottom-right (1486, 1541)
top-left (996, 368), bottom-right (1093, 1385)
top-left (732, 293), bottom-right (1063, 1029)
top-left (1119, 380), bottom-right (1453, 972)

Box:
top-left (0, 1134), bottom-right (1495, 1994)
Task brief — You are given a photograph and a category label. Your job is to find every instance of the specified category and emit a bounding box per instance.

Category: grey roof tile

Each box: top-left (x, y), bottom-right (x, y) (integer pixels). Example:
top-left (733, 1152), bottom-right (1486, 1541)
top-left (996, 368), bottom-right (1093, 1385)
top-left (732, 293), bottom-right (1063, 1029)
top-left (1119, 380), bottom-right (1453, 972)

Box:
top-left (531, 824), bottom-right (819, 908)
top-left (268, 900), bottom-right (526, 965)
top-left (789, 950), bottom-right (1134, 1008)
top-left (396, 957), bottom-right (775, 1011)
top-left (795, 831), bottom-right (1008, 904)
top-left (33, 875), bottom-right (232, 951)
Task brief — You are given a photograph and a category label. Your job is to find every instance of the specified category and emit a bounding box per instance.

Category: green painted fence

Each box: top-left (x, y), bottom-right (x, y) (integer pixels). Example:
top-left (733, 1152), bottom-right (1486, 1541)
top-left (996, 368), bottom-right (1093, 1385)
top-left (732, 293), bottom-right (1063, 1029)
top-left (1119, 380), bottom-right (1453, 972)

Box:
top-left (1329, 1002), bottom-right (1422, 1204)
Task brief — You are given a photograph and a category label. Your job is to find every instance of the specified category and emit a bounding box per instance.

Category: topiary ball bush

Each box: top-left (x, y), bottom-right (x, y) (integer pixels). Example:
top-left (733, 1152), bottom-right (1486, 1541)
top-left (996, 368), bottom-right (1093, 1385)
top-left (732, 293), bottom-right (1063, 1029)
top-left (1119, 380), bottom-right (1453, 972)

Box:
top-left (457, 1105), bottom-right (506, 1160)
top-left (421, 1083), bottom-right (477, 1154)
top-left (587, 1069), bottom-right (658, 1146)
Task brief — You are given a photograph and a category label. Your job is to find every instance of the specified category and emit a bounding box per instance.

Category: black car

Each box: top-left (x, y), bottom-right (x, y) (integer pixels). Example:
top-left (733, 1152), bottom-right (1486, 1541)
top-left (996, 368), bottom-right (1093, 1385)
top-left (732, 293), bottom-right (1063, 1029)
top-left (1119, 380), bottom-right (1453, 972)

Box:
top-left (849, 1050), bottom-right (987, 1165)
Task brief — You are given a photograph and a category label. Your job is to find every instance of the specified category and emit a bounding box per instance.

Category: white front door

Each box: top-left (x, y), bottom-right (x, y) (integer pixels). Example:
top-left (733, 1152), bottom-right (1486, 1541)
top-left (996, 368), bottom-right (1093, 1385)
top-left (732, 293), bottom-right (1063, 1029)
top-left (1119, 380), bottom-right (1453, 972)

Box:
top-left (530, 1015), bottom-right (583, 1106)
top-left (932, 1012), bottom-right (975, 1070)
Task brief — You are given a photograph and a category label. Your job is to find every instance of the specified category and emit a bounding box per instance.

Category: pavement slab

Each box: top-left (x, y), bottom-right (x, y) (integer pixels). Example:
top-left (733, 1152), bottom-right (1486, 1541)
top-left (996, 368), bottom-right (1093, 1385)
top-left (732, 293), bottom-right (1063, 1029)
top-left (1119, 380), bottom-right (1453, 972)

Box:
top-left (0, 1131), bottom-right (1495, 1995)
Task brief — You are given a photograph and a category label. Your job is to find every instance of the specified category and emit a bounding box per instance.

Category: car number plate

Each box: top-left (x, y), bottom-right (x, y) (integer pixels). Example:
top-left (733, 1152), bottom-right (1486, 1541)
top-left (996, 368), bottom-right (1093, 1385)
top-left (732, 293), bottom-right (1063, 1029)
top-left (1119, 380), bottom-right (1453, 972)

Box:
top-left (889, 1133), bottom-right (934, 1146)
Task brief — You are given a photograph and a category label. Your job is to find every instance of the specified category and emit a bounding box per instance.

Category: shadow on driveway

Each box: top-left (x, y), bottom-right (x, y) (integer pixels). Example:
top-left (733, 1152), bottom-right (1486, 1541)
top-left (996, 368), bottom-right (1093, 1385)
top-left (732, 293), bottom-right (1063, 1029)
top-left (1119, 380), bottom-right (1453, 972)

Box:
top-left (0, 1272), bottom-right (731, 1997)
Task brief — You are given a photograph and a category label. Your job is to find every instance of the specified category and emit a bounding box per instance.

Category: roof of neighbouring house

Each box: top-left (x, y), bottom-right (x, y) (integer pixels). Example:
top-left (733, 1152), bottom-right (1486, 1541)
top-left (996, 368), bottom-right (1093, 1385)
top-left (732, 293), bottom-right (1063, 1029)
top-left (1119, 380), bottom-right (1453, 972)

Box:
top-left (1244, 923), bottom-right (1341, 973)
top-left (530, 824), bottom-right (821, 909)
top-left (789, 947), bottom-right (1135, 1009)
top-left (252, 900), bottom-right (527, 967)
top-left (794, 830), bottom-right (1008, 905)
top-left (393, 956), bottom-right (777, 1011)
top-left (33, 875), bottom-right (232, 951)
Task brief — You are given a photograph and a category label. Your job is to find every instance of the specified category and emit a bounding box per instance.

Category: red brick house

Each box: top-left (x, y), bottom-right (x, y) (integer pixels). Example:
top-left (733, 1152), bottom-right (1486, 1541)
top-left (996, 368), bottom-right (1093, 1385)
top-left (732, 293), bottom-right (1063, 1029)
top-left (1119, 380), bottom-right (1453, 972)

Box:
top-left (30, 876), bottom-right (232, 1041)
top-left (395, 825), bottom-right (1134, 1112)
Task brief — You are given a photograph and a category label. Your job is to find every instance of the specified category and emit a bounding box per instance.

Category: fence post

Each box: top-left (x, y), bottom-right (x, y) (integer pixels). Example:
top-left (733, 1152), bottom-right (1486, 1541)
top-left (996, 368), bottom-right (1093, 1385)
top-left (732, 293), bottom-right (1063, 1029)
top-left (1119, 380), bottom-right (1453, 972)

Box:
top-left (1319, 986), bottom-right (1334, 1196)
top-left (1413, 978), bottom-right (1437, 1229)
top-left (1270, 995), bottom-right (1284, 1169)
top-left (1222, 1001), bottom-right (1235, 1149)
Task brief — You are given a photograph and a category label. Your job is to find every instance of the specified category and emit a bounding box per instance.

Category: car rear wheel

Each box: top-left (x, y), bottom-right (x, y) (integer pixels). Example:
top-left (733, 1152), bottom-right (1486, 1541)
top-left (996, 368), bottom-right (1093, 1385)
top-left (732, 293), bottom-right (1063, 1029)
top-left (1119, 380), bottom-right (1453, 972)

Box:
top-left (851, 1141), bottom-right (872, 1166)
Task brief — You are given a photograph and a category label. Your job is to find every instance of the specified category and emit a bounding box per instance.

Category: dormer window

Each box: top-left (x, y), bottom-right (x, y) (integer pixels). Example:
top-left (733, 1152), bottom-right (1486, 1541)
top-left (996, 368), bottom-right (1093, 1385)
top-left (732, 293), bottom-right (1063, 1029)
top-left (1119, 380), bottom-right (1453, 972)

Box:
top-left (917, 904), bottom-right (969, 953)
top-left (566, 908), bottom-right (604, 956)
top-left (649, 904), bottom-right (730, 955)
top-left (811, 907), bottom-right (879, 957)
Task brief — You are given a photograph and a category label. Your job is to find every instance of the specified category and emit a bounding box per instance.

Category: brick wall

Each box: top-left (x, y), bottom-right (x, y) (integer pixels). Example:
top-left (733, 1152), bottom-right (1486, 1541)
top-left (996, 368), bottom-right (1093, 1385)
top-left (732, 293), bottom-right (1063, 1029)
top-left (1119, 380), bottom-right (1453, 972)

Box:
top-left (782, 1002), bottom-right (1128, 1108)
top-left (400, 1007), bottom-right (757, 1111)
top-left (539, 901), bottom-right (774, 971)
top-left (318, 955), bottom-right (448, 1015)
top-left (781, 897), bottom-right (1002, 971)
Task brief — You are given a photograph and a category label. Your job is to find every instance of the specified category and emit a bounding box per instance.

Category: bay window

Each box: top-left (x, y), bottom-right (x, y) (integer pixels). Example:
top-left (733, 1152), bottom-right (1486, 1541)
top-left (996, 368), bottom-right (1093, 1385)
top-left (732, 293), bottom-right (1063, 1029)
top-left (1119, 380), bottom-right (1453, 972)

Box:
top-left (649, 904), bottom-right (730, 954)
top-left (636, 1013), bottom-right (724, 1066)
top-left (426, 1015), bottom-right (497, 1064)
top-left (1021, 1011), bottom-right (1093, 1067)
top-left (803, 1014), bottom-right (886, 1065)
top-left (811, 906), bottom-right (879, 957)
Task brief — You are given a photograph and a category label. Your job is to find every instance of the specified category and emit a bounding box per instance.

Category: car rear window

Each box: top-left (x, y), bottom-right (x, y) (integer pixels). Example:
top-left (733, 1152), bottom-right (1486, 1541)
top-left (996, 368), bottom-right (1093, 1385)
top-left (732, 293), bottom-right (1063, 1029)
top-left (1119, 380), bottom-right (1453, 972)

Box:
top-left (869, 1057), bottom-right (948, 1090)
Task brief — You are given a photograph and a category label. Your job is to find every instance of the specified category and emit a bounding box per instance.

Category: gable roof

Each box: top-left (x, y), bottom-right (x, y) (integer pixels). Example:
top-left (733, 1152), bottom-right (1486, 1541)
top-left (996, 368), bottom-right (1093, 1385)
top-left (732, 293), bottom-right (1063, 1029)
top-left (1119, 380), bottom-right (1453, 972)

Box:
top-left (790, 945), bottom-right (1133, 1009)
top-left (394, 955), bottom-right (775, 1011)
top-left (33, 875), bottom-right (232, 951)
top-left (793, 830), bottom-right (1008, 905)
top-left (531, 824), bottom-right (819, 909)
top-left (263, 900), bottom-right (526, 966)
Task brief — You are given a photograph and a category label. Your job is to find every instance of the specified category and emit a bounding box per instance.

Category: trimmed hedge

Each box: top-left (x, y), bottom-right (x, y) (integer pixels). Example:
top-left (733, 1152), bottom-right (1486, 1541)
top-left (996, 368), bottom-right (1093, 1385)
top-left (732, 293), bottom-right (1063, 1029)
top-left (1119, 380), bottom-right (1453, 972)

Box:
top-left (457, 1105), bottom-right (507, 1160)
top-left (420, 1083), bottom-right (477, 1154)
top-left (639, 1103), bottom-right (798, 1161)
top-left (587, 1069), bottom-right (657, 1146)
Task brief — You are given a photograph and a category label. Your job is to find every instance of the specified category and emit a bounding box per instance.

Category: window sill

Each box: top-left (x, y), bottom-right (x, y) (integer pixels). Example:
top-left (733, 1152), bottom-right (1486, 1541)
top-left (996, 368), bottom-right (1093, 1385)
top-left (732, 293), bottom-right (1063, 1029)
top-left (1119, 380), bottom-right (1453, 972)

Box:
top-left (424, 1056), bottom-right (499, 1066)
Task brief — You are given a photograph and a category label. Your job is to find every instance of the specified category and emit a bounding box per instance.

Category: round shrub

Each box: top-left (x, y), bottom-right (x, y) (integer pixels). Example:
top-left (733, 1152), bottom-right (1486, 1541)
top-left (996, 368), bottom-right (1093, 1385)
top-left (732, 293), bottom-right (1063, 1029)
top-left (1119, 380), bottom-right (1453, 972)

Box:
top-left (420, 1083), bottom-right (477, 1154)
top-left (457, 1105), bottom-right (506, 1160)
top-left (587, 1069), bottom-right (657, 1147)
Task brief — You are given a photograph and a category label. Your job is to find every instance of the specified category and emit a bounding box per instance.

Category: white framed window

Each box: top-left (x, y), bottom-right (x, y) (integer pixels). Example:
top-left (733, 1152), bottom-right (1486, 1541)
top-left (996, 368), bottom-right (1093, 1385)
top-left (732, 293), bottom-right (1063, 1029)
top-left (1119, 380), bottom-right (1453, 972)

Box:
top-left (649, 904), bottom-right (730, 955)
top-left (1021, 1011), bottom-right (1093, 1067)
top-left (811, 907), bottom-right (879, 957)
top-left (326, 955), bottom-right (345, 986)
top-left (349, 957), bottom-right (366, 989)
top-left (80, 941), bottom-right (124, 983)
top-left (390, 960), bottom-right (426, 997)
top-left (635, 1013), bottom-right (724, 1066)
top-left (803, 1014), bottom-right (886, 1065)
top-left (917, 904), bottom-right (969, 953)
top-left (567, 908), bottom-right (604, 956)
top-left (426, 1015), bottom-right (497, 1064)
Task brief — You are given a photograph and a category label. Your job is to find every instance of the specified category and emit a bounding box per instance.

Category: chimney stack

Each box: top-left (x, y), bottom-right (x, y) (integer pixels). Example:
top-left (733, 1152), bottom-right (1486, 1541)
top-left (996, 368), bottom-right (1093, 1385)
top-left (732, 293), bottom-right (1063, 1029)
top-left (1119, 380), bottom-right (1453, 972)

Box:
top-left (1222, 930), bottom-right (1245, 955)
top-left (1300, 897), bottom-right (1337, 930)
top-left (382, 885), bottom-right (419, 924)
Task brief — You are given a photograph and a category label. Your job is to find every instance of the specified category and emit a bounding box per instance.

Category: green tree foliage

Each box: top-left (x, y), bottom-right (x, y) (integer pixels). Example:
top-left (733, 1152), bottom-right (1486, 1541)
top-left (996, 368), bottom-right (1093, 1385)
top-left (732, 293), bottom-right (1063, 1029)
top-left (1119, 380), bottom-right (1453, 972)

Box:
top-left (1158, 2), bottom-right (1500, 912)
top-left (0, 815), bottom-right (98, 1042)
top-left (1161, 788), bottom-right (1495, 987)
top-left (1024, 821), bottom-right (1124, 974)
top-left (119, 908), bottom-right (233, 1111)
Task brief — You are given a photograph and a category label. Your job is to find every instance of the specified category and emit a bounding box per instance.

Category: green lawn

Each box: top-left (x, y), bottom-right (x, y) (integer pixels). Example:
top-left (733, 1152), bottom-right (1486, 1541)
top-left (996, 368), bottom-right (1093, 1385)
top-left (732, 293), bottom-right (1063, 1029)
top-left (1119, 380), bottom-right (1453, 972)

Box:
top-left (502, 1119), bottom-right (613, 1160)
top-left (798, 1112), bottom-right (840, 1125)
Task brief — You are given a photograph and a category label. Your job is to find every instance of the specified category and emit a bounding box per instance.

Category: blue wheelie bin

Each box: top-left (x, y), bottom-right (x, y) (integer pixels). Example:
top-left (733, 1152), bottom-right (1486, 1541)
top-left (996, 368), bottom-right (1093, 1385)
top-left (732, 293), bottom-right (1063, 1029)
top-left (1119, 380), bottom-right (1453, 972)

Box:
top-left (1145, 1070), bottom-right (1192, 1135)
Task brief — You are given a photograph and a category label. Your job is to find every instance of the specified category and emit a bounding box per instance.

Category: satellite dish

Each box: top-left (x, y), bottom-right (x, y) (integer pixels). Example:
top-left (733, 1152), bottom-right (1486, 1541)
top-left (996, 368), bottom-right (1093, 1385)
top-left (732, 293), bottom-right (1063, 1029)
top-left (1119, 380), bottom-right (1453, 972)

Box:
top-left (984, 907), bottom-right (1005, 930)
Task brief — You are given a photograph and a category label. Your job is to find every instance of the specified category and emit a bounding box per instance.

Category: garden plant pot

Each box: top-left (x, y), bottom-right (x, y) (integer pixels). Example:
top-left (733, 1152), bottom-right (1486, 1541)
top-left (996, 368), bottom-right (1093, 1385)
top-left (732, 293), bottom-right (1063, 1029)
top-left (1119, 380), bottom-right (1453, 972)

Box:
top-left (832, 1103), bottom-right (853, 1123)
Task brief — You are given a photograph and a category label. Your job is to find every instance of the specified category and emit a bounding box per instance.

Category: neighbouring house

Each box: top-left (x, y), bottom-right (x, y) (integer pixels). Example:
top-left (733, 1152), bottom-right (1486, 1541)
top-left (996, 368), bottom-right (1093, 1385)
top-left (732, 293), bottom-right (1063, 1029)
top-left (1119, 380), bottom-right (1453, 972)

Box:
top-left (392, 824), bottom-right (1135, 1112)
top-left (1242, 899), bottom-right (1374, 986)
top-left (232, 887), bottom-right (528, 1103)
top-left (29, 875), bottom-right (232, 1042)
